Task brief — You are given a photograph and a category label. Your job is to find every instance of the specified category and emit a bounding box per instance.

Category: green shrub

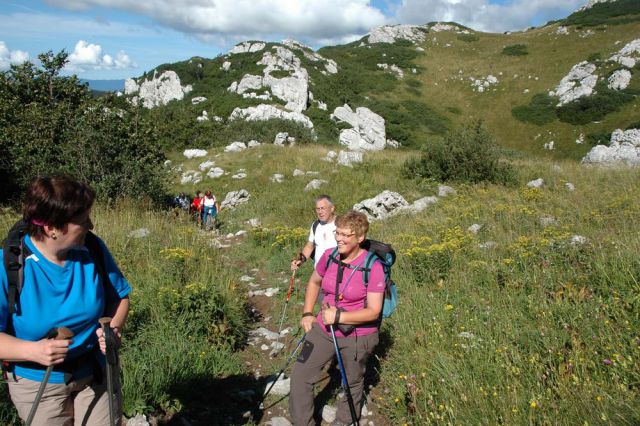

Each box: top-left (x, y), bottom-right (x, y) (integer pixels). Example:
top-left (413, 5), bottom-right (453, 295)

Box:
top-left (0, 51), bottom-right (168, 202)
top-left (512, 94), bottom-right (557, 125)
top-left (502, 44), bottom-right (528, 56)
top-left (457, 33), bottom-right (480, 42)
top-left (402, 121), bottom-right (517, 185)
top-left (556, 89), bottom-right (635, 125)
top-left (563, 0), bottom-right (640, 27)
top-left (586, 131), bottom-right (612, 146)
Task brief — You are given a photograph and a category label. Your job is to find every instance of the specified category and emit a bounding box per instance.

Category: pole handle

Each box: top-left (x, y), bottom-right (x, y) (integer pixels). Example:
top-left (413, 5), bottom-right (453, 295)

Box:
top-left (54, 327), bottom-right (74, 340)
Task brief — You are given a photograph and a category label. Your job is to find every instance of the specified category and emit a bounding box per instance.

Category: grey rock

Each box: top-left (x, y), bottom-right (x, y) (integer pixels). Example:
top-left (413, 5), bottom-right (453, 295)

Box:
top-left (266, 417), bottom-right (292, 426)
top-left (125, 71), bottom-right (192, 109)
top-left (126, 414), bottom-right (150, 426)
top-left (271, 174), bottom-right (285, 183)
top-left (527, 178), bottom-right (544, 188)
top-left (183, 149), bottom-right (207, 158)
top-left (368, 25), bottom-right (427, 44)
top-left (229, 104), bottom-right (314, 129)
top-left (221, 189), bottom-right (250, 210)
top-left (321, 405), bottom-right (337, 423)
top-left (304, 179), bottom-right (328, 191)
top-left (207, 167), bottom-right (224, 179)
top-left (353, 190), bottom-right (409, 221)
top-left (438, 185), bottom-right (456, 197)
top-left (468, 224), bottom-right (483, 234)
top-left (333, 105), bottom-right (386, 151)
top-left (225, 141), bottom-right (247, 152)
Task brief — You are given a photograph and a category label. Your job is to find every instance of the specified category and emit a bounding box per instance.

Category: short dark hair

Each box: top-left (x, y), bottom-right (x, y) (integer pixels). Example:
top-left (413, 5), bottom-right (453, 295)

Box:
top-left (23, 176), bottom-right (95, 238)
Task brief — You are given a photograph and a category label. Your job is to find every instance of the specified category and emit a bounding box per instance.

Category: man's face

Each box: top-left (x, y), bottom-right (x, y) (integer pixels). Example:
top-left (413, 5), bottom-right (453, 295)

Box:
top-left (315, 199), bottom-right (334, 222)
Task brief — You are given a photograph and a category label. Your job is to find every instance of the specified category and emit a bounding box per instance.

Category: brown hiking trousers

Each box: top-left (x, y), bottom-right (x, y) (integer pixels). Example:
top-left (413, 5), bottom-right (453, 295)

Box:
top-left (289, 323), bottom-right (379, 426)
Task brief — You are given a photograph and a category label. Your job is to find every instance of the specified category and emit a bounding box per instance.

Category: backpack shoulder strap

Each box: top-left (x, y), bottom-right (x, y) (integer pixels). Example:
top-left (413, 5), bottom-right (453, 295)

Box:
top-left (362, 251), bottom-right (379, 286)
top-left (325, 246), bottom-right (339, 270)
top-left (311, 220), bottom-right (320, 238)
top-left (3, 220), bottom-right (31, 317)
top-left (84, 232), bottom-right (112, 290)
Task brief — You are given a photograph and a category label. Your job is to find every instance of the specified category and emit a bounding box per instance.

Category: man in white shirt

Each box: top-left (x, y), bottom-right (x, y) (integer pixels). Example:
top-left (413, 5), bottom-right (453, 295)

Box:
top-left (291, 195), bottom-right (337, 271)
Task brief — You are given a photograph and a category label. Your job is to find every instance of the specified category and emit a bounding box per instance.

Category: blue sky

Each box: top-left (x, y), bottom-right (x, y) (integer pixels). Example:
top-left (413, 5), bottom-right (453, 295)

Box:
top-left (0, 0), bottom-right (587, 79)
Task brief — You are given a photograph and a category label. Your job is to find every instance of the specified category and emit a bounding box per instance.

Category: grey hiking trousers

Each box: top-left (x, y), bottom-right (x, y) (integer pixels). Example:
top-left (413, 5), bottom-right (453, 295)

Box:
top-left (289, 323), bottom-right (379, 426)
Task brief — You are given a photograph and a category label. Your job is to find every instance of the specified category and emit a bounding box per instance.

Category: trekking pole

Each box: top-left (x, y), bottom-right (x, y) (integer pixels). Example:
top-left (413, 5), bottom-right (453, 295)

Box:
top-left (26, 327), bottom-right (74, 426)
top-left (259, 333), bottom-right (306, 409)
top-left (276, 269), bottom-right (297, 343)
top-left (329, 324), bottom-right (359, 426)
top-left (99, 317), bottom-right (118, 426)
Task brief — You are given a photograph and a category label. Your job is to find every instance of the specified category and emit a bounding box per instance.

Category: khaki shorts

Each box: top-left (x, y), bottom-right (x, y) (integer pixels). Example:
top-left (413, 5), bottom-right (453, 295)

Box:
top-left (8, 371), bottom-right (122, 426)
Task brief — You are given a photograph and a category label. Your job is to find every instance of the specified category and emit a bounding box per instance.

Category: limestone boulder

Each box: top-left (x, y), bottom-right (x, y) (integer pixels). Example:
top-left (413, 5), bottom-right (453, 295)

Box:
top-left (332, 105), bottom-right (386, 151)
top-left (368, 25), bottom-right (427, 44)
top-left (221, 190), bottom-right (250, 210)
top-left (582, 128), bottom-right (640, 166)
top-left (229, 104), bottom-right (314, 129)
top-left (125, 71), bottom-right (192, 109)
top-left (353, 191), bottom-right (409, 221)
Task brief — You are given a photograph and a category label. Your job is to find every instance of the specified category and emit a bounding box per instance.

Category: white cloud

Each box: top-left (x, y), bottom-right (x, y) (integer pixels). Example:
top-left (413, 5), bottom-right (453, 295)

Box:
top-left (66, 40), bottom-right (134, 72)
top-left (43, 0), bottom-right (387, 42)
top-left (0, 41), bottom-right (30, 70)
top-left (393, 0), bottom-right (586, 32)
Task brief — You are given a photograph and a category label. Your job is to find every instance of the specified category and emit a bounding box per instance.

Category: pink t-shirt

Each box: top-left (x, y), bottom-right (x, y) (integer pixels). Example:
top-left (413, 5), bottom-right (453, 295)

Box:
top-left (315, 247), bottom-right (386, 337)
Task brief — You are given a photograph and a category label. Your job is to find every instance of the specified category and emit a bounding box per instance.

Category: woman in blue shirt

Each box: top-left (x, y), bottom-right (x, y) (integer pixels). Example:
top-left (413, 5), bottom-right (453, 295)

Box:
top-left (0, 176), bottom-right (131, 425)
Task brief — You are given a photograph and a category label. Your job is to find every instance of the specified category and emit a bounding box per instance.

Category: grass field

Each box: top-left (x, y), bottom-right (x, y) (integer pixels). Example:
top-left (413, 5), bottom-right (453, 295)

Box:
top-left (3, 143), bottom-right (638, 424)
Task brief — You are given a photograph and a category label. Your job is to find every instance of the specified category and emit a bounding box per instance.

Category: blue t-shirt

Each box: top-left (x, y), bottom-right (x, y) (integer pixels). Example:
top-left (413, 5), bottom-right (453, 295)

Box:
top-left (0, 235), bottom-right (131, 383)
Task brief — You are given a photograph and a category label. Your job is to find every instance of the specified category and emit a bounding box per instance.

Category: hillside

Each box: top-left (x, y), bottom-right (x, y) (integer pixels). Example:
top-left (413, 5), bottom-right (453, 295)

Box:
top-left (123, 2), bottom-right (640, 161)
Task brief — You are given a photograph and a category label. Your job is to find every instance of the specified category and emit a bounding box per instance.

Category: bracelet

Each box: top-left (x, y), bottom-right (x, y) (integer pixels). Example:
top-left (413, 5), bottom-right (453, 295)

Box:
top-left (301, 312), bottom-right (315, 318)
top-left (334, 309), bottom-right (342, 325)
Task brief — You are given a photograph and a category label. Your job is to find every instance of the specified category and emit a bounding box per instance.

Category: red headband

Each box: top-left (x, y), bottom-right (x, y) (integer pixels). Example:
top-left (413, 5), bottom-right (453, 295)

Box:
top-left (31, 219), bottom-right (47, 227)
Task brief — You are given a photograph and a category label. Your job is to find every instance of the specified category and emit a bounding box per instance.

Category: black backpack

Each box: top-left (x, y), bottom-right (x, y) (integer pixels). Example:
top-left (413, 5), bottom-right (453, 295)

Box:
top-left (325, 239), bottom-right (398, 319)
top-left (2, 220), bottom-right (111, 323)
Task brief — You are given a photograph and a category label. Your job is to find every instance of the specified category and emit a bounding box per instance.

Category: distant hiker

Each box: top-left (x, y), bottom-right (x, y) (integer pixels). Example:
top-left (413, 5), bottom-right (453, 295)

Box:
top-left (174, 192), bottom-right (190, 211)
top-left (202, 190), bottom-right (220, 230)
top-left (289, 210), bottom-right (386, 426)
top-left (190, 191), bottom-right (204, 224)
top-left (291, 195), bottom-right (337, 271)
top-left (0, 175), bottom-right (131, 426)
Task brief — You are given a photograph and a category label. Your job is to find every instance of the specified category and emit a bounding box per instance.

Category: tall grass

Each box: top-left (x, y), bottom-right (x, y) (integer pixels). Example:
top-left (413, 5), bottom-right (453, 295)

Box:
top-left (2, 145), bottom-right (640, 424)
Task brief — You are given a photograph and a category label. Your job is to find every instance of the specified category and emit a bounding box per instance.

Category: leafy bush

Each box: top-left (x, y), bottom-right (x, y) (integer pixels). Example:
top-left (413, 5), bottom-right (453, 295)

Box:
top-left (586, 131), bottom-right (612, 146)
top-left (502, 44), bottom-right (528, 56)
top-left (512, 94), bottom-right (557, 125)
top-left (402, 121), bottom-right (517, 185)
top-left (457, 33), bottom-right (480, 42)
top-left (0, 51), bottom-right (168, 202)
top-left (556, 88), bottom-right (634, 125)
top-left (563, 0), bottom-right (640, 27)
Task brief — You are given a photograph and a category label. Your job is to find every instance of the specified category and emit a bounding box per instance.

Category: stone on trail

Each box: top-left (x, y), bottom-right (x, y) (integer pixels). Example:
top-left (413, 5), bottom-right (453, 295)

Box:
top-left (321, 405), bottom-right (337, 423)
top-left (266, 417), bottom-right (292, 426)
top-left (269, 341), bottom-right (285, 357)
top-left (126, 414), bottom-right (150, 426)
top-left (250, 327), bottom-right (281, 341)
top-left (263, 375), bottom-right (291, 396)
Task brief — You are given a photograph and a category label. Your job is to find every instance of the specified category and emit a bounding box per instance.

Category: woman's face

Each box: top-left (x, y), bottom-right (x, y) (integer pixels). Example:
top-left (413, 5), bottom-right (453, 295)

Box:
top-left (57, 209), bottom-right (94, 248)
top-left (335, 226), bottom-right (363, 257)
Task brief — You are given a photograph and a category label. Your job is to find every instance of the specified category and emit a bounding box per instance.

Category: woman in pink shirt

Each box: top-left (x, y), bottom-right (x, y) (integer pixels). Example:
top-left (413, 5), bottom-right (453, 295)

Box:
top-left (289, 210), bottom-right (386, 426)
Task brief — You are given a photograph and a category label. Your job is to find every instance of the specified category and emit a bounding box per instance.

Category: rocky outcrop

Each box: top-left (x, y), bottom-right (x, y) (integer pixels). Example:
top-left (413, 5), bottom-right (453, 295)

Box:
top-left (353, 191), bottom-right (409, 220)
top-left (377, 63), bottom-right (404, 79)
top-left (332, 105), bottom-right (386, 151)
top-left (221, 189), bottom-right (251, 210)
top-left (579, 0), bottom-right (615, 11)
top-left (228, 41), bottom-right (266, 55)
top-left (609, 38), bottom-right (640, 68)
top-left (430, 23), bottom-right (461, 32)
top-left (582, 128), bottom-right (640, 166)
top-left (125, 71), bottom-right (192, 109)
top-left (368, 25), bottom-right (427, 44)
top-left (229, 104), bottom-right (314, 129)
top-left (549, 61), bottom-right (598, 106)
top-left (608, 69), bottom-right (631, 90)
top-left (471, 75), bottom-right (498, 92)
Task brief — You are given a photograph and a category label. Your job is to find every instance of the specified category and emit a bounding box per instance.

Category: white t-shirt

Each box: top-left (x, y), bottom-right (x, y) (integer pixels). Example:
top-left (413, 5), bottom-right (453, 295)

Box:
top-left (308, 220), bottom-right (337, 267)
top-left (203, 196), bottom-right (216, 207)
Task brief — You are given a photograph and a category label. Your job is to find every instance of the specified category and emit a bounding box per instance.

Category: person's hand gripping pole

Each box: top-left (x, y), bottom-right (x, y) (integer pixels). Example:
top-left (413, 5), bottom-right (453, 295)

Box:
top-left (25, 327), bottom-right (74, 426)
top-left (99, 317), bottom-right (118, 426)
